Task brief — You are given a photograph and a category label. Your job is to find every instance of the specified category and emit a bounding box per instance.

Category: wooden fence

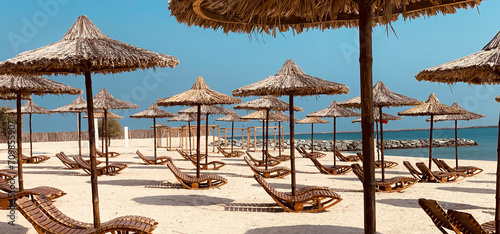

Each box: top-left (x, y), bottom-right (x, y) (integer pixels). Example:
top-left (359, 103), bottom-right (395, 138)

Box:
top-left (0, 129), bottom-right (156, 143)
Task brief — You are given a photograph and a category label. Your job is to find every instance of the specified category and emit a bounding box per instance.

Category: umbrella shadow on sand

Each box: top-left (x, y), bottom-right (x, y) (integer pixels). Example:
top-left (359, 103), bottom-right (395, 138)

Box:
top-left (86, 179), bottom-right (158, 186)
top-left (436, 186), bottom-right (495, 195)
top-left (246, 225), bottom-right (371, 234)
top-left (377, 198), bottom-right (493, 211)
top-left (0, 221), bottom-right (29, 233)
top-left (133, 194), bottom-right (233, 206)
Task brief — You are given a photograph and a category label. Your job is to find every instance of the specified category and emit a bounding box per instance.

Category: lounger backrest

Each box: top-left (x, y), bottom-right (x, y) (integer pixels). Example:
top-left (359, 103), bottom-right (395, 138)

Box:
top-left (136, 150), bottom-right (149, 161)
top-left (0, 179), bottom-right (16, 192)
top-left (356, 153), bottom-right (363, 163)
top-left (432, 158), bottom-right (447, 172)
top-left (307, 155), bottom-right (325, 172)
top-left (296, 147), bottom-right (307, 157)
top-left (253, 174), bottom-right (286, 199)
top-left (73, 155), bottom-right (91, 170)
top-left (418, 198), bottom-right (460, 233)
top-left (217, 146), bottom-right (226, 154)
top-left (16, 196), bottom-right (78, 233)
top-left (165, 159), bottom-right (191, 181)
top-left (351, 163), bottom-right (364, 182)
top-left (403, 161), bottom-right (422, 178)
top-left (334, 150), bottom-right (347, 161)
top-left (416, 162), bottom-right (433, 177)
top-left (244, 156), bottom-right (258, 170)
top-left (439, 160), bottom-right (454, 172)
top-left (33, 194), bottom-right (92, 229)
top-left (55, 152), bottom-right (73, 164)
top-left (447, 209), bottom-right (487, 234)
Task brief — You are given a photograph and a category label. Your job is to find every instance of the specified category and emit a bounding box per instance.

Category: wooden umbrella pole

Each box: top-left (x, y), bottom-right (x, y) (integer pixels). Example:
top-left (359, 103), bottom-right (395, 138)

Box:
top-left (265, 109), bottom-right (270, 170)
top-left (429, 115), bottom-right (434, 170)
top-left (455, 120), bottom-right (458, 168)
top-left (278, 121), bottom-right (281, 157)
top-left (188, 121), bottom-right (192, 155)
top-left (376, 117), bottom-right (379, 161)
top-left (153, 117), bottom-right (157, 160)
top-left (380, 107), bottom-right (385, 182)
top-left (496, 108), bottom-right (500, 233)
top-left (78, 112), bottom-right (82, 156)
top-left (29, 114), bottom-right (32, 157)
top-left (196, 105), bottom-right (201, 178)
top-left (333, 117), bottom-right (337, 167)
top-left (205, 115), bottom-right (209, 164)
top-left (231, 121), bottom-right (234, 154)
top-left (358, 1), bottom-right (376, 232)
top-left (104, 110), bottom-right (109, 170)
top-left (310, 123), bottom-right (314, 153)
top-left (16, 91), bottom-right (23, 191)
top-left (262, 120), bottom-right (265, 162)
top-left (84, 71), bottom-right (100, 228)
top-left (289, 95), bottom-right (296, 196)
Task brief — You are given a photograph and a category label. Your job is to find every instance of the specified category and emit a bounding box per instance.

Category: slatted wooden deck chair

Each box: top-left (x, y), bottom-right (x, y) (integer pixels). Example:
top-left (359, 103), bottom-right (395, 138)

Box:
top-left (418, 198), bottom-right (461, 234)
top-left (136, 150), bottom-right (170, 165)
top-left (265, 151), bottom-right (291, 162)
top-left (176, 149), bottom-right (206, 161)
top-left (304, 153), bottom-right (352, 175)
top-left (253, 174), bottom-right (342, 213)
top-left (403, 161), bottom-right (423, 180)
top-left (184, 153), bottom-right (226, 170)
top-left (245, 151), bottom-right (281, 167)
top-left (73, 155), bottom-right (127, 176)
top-left (334, 149), bottom-right (360, 162)
top-left (0, 190), bottom-right (38, 210)
top-left (165, 158), bottom-right (227, 190)
top-left (55, 152), bottom-right (101, 169)
top-left (217, 146), bottom-right (245, 158)
top-left (438, 159), bottom-right (484, 177)
top-left (448, 209), bottom-right (495, 234)
top-left (297, 146), bottom-right (326, 159)
top-left (0, 179), bottom-right (66, 200)
top-left (357, 152), bottom-right (398, 169)
top-left (244, 156), bottom-right (291, 179)
top-left (13, 149), bottom-right (50, 164)
top-left (416, 162), bottom-right (466, 183)
top-left (351, 163), bottom-right (417, 193)
top-left (95, 147), bottom-right (120, 158)
top-left (16, 195), bottom-right (159, 234)
top-left (0, 169), bottom-right (17, 181)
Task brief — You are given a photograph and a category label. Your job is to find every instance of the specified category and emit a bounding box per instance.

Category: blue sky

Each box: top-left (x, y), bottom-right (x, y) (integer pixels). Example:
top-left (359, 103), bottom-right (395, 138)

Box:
top-left (0, 0), bottom-right (499, 134)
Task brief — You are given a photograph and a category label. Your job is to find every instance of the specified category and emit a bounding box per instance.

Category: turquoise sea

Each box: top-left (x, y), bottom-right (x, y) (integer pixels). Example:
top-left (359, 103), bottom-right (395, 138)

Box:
top-left (291, 127), bottom-right (498, 161)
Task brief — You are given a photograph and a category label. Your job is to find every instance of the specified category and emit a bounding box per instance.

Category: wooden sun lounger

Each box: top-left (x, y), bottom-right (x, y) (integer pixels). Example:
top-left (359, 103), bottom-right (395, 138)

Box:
top-left (0, 169), bottom-right (17, 181)
top-left (165, 158), bottom-right (227, 190)
top-left (447, 209), bottom-right (495, 234)
top-left (403, 161), bottom-right (423, 180)
top-left (253, 174), bottom-right (342, 212)
top-left (13, 149), bottom-right (50, 164)
top-left (136, 150), bottom-right (170, 165)
top-left (55, 152), bottom-right (101, 169)
top-left (176, 149), bottom-right (207, 161)
top-left (0, 190), bottom-right (39, 210)
top-left (265, 152), bottom-right (291, 161)
top-left (304, 153), bottom-right (352, 175)
top-left (73, 155), bottom-right (127, 176)
top-left (184, 153), bottom-right (226, 170)
top-left (416, 162), bottom-right (466, 183)
top-left (351, 163), bottom-right (417, 193)
top-left (433, 158), bottom-right (484, 177)
top-left (334, 149), bottom-right (360, 162)
top-left (0, 179), bottom-right (66, 200)
top-left (95, 148), bottom-right (120, 158)
top-left (217, 146), bottom-right (245, 157)
top-left (16, 195), bottom-right (158, 234)
top-left (357, 152), bottom-right (398, 169)
top-left (418, 198), bottom-right (461, 234)
top-left (244, 156), bottom-right (291, 179)
top-left (245, 151), bottom-right (281, 167)
top-left (297, 146), bottom-right (326, 159)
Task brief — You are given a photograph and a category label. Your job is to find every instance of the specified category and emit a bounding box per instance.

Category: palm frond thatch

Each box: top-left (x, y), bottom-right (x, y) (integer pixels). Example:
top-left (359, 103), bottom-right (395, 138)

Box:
top-left (307, 100), bottom-right (359, 118)
top-left (427, 103), bottom-right (485, 122)
top-left (158, 76), bottom-right (241, 106)
top-left (241, 110), bottom-right (287, 121)
top-left (168, 113), bottom-right (205, 122)
top-left (215, 113), bottom-right (249, 122)
top-left (352, 108), bottom-right (402, 122)
top-left (51, 96), bottom-right (86, 113)
top-left (296, 116), bottom-right (329, 124)
top-left (398, 93), bottom-right (465, 116)
top-left (72, 88), bottom-right (139, 111)
top-left (7, 100), bottom-right (49, 114)
top-left (83, 111), bottom-right (123, 119)
top-left (338, 81), bottom-right (422, 108)
top-left (0, 93), bottom-right (31, 100)
top-left (168, 0), bottom-right (479, 36)
top-left (130, 103), bottom-right (177, 119)
top-left (274, 111), bottom-right (299, 123)
top-left (416, 30), bottom-right (500, 85)
top-left (233, 96), bottom-right (303, 111)
top-left (153, 121), bottom-right (170, 128)
top-left (0, 75), bottom-right (82, 96)
top-left (232, 60), bottom-right (349, 97)
top-left (178, 105), bottom-right (236, 115)
top-left (0, 15), bottom-right (179, 76)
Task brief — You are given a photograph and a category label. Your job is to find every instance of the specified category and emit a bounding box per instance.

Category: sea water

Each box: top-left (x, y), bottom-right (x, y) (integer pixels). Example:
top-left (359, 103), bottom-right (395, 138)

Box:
top-left (292, 127), bottom-right (498, 161)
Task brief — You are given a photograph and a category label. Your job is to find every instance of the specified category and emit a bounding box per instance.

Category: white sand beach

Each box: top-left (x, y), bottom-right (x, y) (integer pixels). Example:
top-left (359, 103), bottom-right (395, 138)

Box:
top-left (0, 138), bottom-right (496, 233)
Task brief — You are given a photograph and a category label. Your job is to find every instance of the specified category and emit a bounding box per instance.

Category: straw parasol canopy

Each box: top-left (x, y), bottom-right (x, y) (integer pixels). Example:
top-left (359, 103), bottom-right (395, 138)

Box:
top-left (426, 102), bottom-right (485, 168)
top-left (398, 93), bottom-right (464, 169)
top-left (154, 121), bottom-right (169, 128)
top-left (51, 95), bottom-right (87, 156)
top-left (84, 111), bottom-right (124, 119)
top-left (352, 110), bottom-right (402, 122)
top-left (216, 113), bottom-right (249, 154)
top-left (158, 76), bottom-right (241, 179)
top-left (308, 100), bottom-right (360, 166)
top-left (296, 117), bottom-right (329, 153)
top-left (169, 0), bottom-right (480, 228)
top-left (0, 15), bottom-right (179, 228)
top-left (233, 59), bottom-right (349, 197)
top-left (130, 103), bottom-right (177, 159)
top-left (241, 110), bottom-right (285, 121)
top-left (0, 93), bottom-right (31, 100)
top-left (0, 75), bottom-right (81, 192)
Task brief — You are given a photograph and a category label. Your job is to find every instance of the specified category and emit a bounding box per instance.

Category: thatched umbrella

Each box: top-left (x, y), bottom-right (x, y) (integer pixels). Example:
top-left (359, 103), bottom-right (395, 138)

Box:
top-left (233, 59), bottom-right (349, 196)
top-left (168, 1), bottom-right (479, 229)
top-left (179, 105), bottom-right (235, 162)
top-left (0, 75), bottom-right (81, 191)
top-left (235, 96), bottom-right (302, 168)
top-left (74, 88), bottom-right (139, 168)
top-left (215, 113), bottom-right (249, 155)
top-left (168, 113), bottom-right (205, 155)
top-left (398, 93), bottom-right (464, 169)
top-left (7, 100), bottom-right (50, 158)
top-left (296, 117), bottom-right (329, 153)
top-left (84, 110), bottom-right (124, 154)
top-left (308, 100), bottom-right (360, 166)
top-left (339, 81), bottom-right (421, 180)
top-left (273, 111), bottom-right (297, 157)
top-left (51, 96), bottom-right (86, 156)
top-left (130, 103), bottom-right (177, 159)
top-left (0, 15), bottom-right (179, 227)
top-left (426, 102), bottom-right (484, 168)
top-left (158, 76), bottom-right (241, 178)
